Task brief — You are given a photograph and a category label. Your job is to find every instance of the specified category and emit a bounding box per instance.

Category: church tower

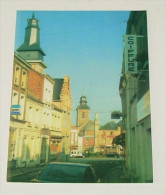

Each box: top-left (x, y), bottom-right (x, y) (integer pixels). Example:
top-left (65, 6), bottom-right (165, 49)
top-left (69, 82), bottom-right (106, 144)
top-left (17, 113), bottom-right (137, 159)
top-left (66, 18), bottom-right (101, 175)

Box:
top-left (76, 95), bottom-right (90, 127)
top-left (17, 12), bottom-right (47, 74)
top-left (17, 12), bottom-right (45, 61)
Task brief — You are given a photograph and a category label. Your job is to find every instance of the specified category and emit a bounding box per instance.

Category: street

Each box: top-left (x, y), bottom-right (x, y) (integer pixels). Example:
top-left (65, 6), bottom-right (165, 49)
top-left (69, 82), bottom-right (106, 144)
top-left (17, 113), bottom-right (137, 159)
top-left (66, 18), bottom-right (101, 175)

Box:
top-left (8, 157), bottom-right (129, 183)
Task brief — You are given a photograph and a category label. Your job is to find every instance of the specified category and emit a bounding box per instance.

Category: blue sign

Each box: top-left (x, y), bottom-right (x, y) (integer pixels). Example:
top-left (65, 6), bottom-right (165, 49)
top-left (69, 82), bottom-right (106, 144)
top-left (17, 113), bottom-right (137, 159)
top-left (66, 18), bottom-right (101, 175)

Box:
top-left (12, 105), bottom-right (21, 109)
top-left (11, 105), bottom-right (21, 115)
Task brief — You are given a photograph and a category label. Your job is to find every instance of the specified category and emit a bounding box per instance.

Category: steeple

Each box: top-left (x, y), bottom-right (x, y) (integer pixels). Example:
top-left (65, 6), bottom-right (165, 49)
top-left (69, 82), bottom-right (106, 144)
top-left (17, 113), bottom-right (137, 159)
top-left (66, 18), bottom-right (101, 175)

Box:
top-left (78, 95), bottom-right (90, 110)
top-left (76, 95), bottom-right (90, 127)
top-left (32, 11), bottom-right (35, 19)
top-left (17, 11), bottom-right (45, 61)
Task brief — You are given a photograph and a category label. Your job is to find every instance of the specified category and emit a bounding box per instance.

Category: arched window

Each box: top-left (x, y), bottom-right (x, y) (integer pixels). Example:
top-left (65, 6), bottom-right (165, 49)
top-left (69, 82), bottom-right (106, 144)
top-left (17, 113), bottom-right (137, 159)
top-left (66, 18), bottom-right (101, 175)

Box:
top-left (110, 132), bottom-right (114, 135)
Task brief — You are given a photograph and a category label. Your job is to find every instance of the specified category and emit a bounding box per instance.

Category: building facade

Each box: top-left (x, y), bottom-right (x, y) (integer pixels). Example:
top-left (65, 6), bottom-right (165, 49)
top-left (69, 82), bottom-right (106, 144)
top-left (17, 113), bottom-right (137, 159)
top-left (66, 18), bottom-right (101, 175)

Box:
top-left (53, 76), bottom-right (72, 155)
top-left (119, 11), bottom-right (153, 182)
top-left (8, 53), bottom-right (30, 167)
top-left (8, 12), bottom-right (72, 168)
top-left (98, 121), bottom-right (121, 154)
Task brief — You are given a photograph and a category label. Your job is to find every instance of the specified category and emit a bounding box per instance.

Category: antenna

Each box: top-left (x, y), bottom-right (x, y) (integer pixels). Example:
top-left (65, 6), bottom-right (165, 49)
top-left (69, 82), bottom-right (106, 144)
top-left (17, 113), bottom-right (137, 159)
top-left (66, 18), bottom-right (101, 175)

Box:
top-left (32, 11), bottom-right (35, 19)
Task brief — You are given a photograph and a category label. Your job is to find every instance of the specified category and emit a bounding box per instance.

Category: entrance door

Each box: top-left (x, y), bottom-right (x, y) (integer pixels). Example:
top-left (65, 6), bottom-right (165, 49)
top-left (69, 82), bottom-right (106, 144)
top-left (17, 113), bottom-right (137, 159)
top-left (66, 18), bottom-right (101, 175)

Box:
top-left (40, 137), bottom-right (47, 163)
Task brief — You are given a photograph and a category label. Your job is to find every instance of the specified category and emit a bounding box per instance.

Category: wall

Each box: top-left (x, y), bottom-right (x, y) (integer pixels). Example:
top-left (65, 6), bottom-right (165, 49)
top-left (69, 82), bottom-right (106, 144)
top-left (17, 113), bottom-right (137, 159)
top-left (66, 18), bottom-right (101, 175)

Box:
top-left (28, 69), bottom-right (44, 101)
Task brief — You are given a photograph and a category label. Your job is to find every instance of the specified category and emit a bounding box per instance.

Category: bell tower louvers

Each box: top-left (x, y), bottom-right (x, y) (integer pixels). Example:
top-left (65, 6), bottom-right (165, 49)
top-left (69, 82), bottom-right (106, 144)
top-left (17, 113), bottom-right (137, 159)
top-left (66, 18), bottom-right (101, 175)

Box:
top-left (17, 12), bottom-right (46, 61)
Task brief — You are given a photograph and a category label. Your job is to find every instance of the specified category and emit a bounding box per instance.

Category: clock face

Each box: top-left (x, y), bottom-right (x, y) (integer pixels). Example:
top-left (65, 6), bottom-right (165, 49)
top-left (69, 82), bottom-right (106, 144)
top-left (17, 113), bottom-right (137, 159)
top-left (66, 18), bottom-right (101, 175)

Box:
top-left (32, 20), bottom-right (36, 25)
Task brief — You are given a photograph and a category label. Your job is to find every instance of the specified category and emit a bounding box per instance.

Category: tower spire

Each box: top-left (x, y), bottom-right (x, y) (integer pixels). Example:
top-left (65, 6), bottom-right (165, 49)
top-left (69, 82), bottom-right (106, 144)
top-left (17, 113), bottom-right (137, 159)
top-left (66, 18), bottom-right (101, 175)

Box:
top-left (32, 11), bottom-right (35, 19)
top-left (16, 12), bottom-right (46, 60)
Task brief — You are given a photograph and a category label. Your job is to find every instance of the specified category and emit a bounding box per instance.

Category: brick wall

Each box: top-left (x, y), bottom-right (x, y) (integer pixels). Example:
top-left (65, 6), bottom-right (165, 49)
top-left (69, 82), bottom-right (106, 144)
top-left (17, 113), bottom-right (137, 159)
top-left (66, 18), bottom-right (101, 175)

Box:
top-left (83, 137), bottom-right (94, 147)
top-left (28, 69), bottom-right (44, 101)
top-left (85, 131), bottom-right (94, 136)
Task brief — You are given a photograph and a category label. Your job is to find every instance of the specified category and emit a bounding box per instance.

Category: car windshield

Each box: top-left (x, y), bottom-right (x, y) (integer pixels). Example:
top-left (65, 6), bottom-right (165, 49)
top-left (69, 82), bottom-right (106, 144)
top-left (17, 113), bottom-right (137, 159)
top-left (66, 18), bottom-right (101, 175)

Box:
top-left (38, 164), bottom-right (87, 183)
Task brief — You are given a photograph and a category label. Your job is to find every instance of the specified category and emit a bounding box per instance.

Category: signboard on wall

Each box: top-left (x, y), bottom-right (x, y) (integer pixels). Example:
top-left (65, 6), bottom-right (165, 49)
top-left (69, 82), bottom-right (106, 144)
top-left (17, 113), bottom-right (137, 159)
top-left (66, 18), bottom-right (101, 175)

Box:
top-left (137, 91), bottom-right (151, 121)
top-left (11, 104), bottom-right (21, 115)
top-left (123, 35), bottom-right (137, 73)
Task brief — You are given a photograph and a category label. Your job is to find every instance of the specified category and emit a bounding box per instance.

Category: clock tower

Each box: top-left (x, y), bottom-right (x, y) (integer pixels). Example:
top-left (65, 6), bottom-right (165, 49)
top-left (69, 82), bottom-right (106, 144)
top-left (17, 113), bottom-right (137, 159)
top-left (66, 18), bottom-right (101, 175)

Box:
top-left (17, 12), bottom-right (46, 61)
top-left (76, 95), bottom-right (90, 127)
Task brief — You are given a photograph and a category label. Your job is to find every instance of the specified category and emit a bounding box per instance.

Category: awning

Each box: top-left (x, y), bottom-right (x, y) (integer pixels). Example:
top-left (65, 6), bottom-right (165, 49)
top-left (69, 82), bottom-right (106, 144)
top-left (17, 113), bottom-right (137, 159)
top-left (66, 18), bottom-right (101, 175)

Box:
top-left (51, 135), bottom-right (63, 139)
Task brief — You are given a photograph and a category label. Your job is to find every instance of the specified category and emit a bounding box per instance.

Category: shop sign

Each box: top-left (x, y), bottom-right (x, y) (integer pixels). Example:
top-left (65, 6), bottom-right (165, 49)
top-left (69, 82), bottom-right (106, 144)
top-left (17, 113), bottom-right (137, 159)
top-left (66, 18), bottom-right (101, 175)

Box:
top-left (123, 35), bottom-right (137, 72)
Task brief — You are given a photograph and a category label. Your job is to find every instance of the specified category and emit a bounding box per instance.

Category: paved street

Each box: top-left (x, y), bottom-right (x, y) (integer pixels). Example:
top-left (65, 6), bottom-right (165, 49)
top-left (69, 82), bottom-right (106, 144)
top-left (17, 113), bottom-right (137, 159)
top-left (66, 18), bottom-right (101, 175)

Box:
top-left (7, 157), bottom-right (129, 183)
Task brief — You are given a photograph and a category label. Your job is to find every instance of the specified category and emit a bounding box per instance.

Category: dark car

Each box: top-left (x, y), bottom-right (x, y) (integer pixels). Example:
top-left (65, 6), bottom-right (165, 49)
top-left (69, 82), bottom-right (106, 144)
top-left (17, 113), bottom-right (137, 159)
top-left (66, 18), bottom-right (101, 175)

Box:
top-left (106, 152), bottom-right (120, 158)
top-left (31, 162), bottom-right (100, 183)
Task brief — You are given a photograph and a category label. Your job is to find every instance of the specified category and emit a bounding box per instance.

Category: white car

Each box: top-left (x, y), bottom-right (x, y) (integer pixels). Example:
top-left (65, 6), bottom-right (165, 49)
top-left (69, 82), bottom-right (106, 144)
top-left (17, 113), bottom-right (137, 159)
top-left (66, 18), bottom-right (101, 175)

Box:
top-left (70, 150), bottom-right (84, 158)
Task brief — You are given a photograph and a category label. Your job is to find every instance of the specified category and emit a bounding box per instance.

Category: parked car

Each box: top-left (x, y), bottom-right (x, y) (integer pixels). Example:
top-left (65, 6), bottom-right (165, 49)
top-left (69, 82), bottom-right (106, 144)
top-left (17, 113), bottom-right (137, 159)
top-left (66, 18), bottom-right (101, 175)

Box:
top-left (106, 152), bottom-right (120, 158)
top-left (31, 162), bottom-right (100, 183)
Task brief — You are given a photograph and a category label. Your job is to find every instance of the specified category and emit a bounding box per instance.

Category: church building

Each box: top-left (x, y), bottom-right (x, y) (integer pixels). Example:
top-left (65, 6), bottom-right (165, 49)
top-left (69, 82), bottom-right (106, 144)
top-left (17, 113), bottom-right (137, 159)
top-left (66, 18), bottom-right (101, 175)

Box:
top-left (76, 95), bottom-right (99, 153)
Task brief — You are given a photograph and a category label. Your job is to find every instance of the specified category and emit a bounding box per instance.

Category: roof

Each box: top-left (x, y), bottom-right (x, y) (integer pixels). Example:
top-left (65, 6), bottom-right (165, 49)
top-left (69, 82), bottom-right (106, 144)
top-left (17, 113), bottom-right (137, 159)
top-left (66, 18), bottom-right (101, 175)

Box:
top-left (100, 121), bottom-right (118, 130)
top-left (17, 43), bottom-right (46, 56)
top-left (81, 120), bottom-right (95, 131)
top-left (53, 79), bottom-right (64, 101)
top-left (77, 104), bottom-right (90, 110)
top-left (49, 162), bottom-right (90, 167)
top-left (116, 120), bottom-right (123, 127)
top-left (77, 95), bottom-right (90, 110)
top-left (14, 52), bottom-right (31, 69)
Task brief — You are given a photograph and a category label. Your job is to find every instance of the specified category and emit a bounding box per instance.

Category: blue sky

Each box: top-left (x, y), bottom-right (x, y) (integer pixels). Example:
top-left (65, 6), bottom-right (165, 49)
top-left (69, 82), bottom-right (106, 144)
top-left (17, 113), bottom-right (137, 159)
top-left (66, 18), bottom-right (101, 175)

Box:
top-left (14, 11), bottom-right (130, 126)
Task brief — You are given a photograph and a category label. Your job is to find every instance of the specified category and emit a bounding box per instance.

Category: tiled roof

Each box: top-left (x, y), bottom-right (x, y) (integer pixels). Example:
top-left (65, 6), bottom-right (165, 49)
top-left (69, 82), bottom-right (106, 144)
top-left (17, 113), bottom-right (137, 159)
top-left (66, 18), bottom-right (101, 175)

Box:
top-left (100, 121), bottom-right (118, 130)
top-left (81, 120), bottom-right (95, 131)
top-left (53, 79), bottom-right (64, 101)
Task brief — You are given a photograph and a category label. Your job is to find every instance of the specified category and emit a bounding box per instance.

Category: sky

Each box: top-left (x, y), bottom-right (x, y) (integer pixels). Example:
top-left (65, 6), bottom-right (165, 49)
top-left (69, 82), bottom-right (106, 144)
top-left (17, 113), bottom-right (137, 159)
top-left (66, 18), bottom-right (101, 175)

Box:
top-left (14, 11), bottom-right (130, 126)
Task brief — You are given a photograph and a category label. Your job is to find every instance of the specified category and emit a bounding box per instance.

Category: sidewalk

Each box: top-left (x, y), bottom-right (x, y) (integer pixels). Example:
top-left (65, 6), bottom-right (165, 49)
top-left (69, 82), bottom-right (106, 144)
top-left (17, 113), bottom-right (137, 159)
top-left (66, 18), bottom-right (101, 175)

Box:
top-left (7, 164), bottom-right (46, 179)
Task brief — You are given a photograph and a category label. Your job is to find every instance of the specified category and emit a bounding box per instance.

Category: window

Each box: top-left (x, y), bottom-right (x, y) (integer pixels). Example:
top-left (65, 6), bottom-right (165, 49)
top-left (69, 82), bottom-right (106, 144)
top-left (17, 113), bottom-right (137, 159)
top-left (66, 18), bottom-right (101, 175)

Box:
top-left (86, 139), bottom-right (89, 145)
top-left (110, 132), bottom-right (114, 135)
top-left (110, 138), bottom-right (113, 145)
top-left (102, 138), bottom-right (106, 144)
top-left (35, 109), bottom-right (39, 124)
top-left (14, 66), bottom-right (20, 85)
top-left (102, 131), bottom-right (106, 135)
top-left (21, 70), bottom-right (27, 89)
top-left (18, 94), bottom-right (25, 120)
top-left (12, 90), bottom-right (18, 105)
top-left (28, 107), bottom-right (33, 122)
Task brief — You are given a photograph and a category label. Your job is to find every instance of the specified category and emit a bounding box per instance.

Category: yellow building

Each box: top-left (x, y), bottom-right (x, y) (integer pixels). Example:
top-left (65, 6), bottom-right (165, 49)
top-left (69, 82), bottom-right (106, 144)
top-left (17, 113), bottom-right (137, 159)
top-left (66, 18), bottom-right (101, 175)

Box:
top-left (8, 52), bottom-right (30, 167)
top-left (8, 12), bottom-right (72, 168)
top-left (53, 76), bottom-right (72, 155)
top-left (98, 121), bottom-right (121, 154)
